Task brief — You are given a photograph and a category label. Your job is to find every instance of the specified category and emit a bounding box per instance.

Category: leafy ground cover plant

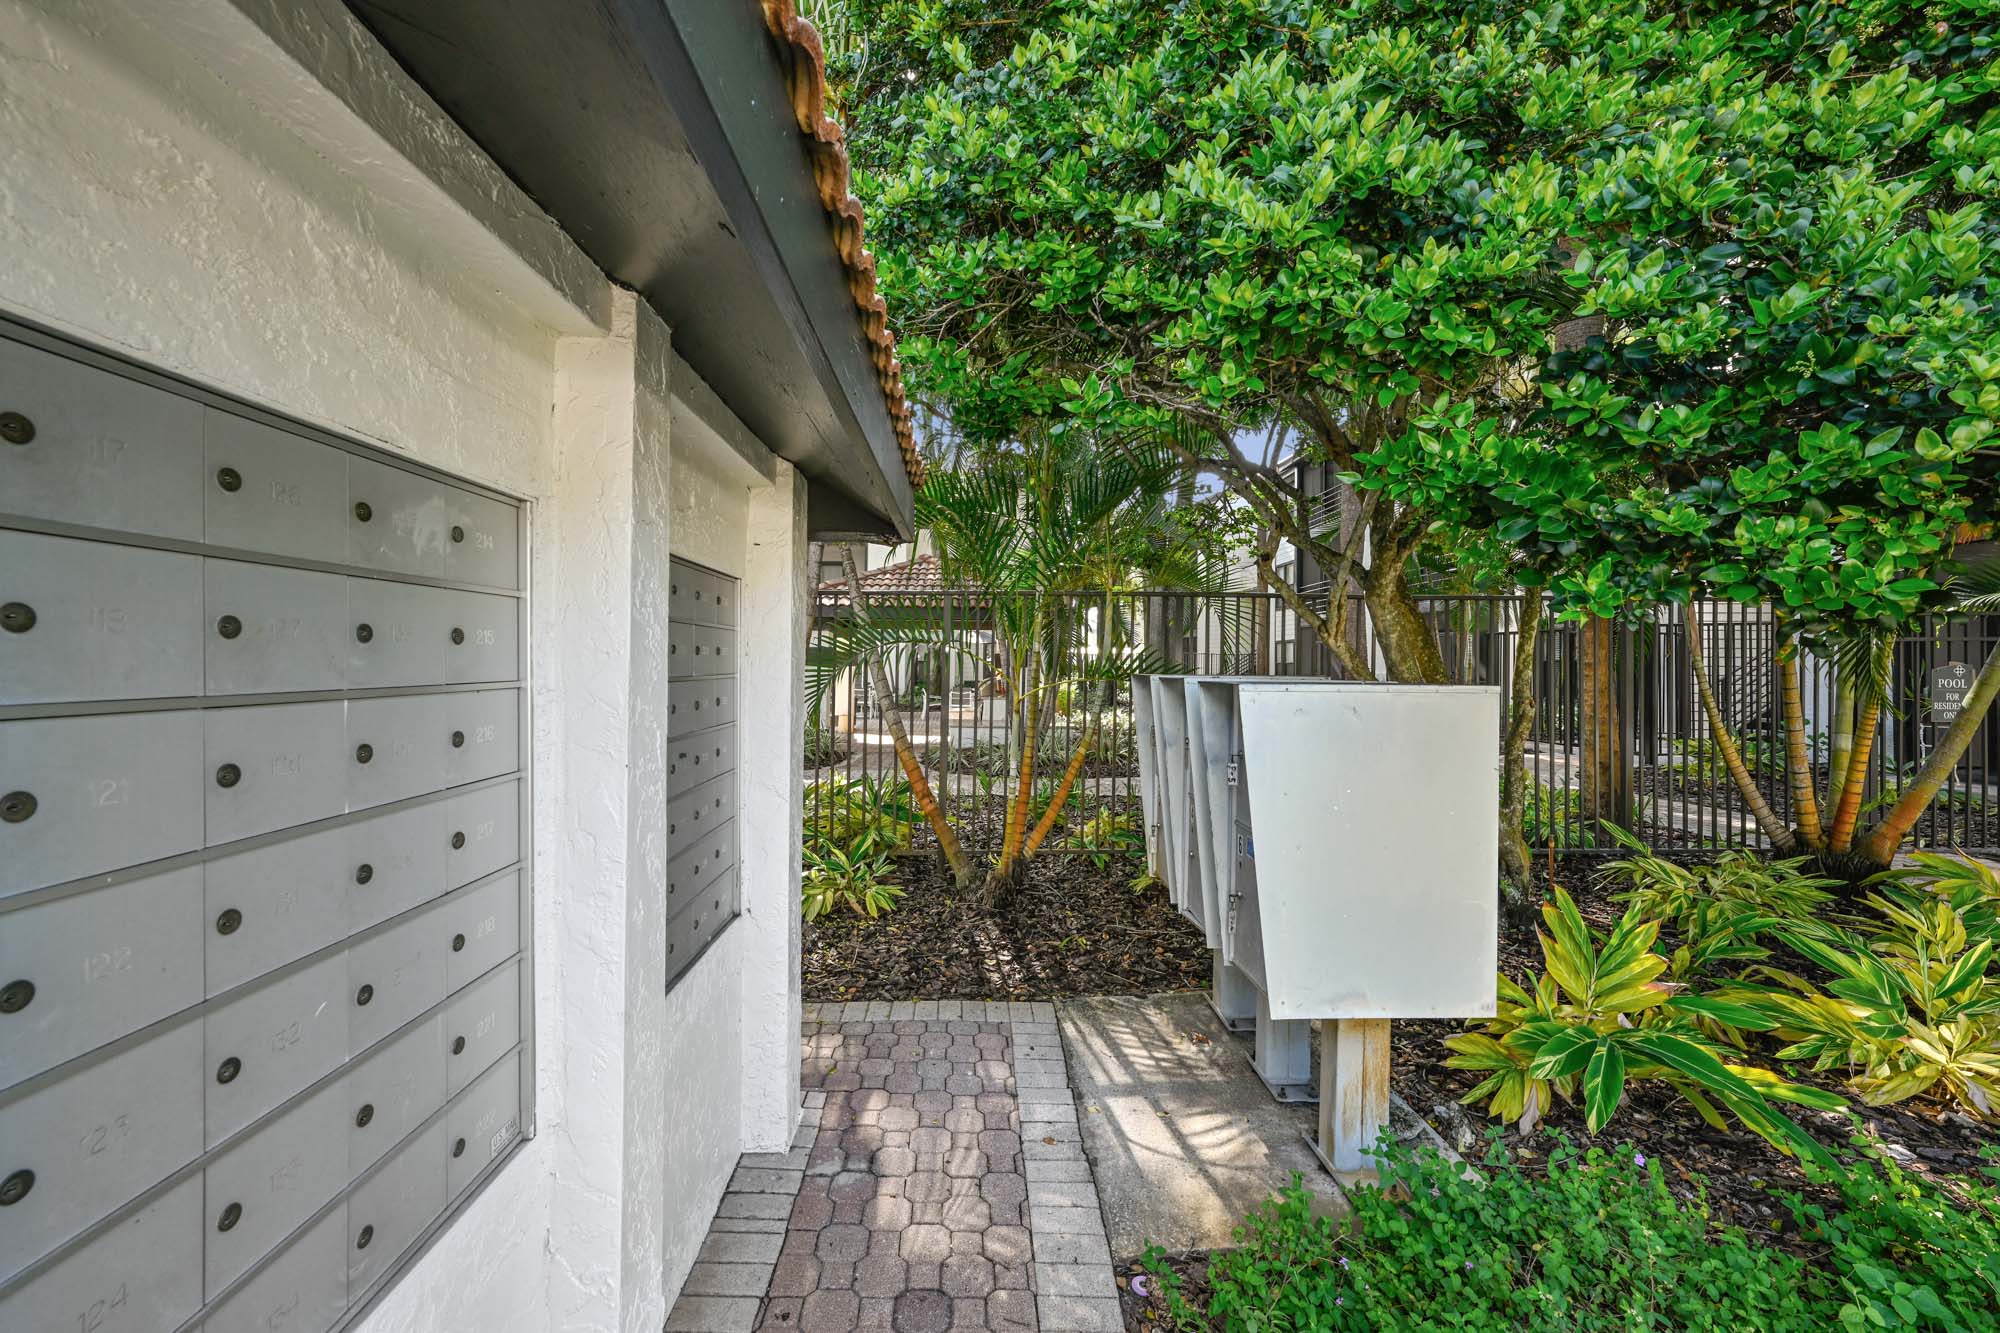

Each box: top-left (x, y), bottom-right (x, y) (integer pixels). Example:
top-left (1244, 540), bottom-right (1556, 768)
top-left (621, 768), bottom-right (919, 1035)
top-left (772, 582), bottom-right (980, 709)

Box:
top-left (1060, 807), bottom-right (1144, 870)
top-left (1783, 1141), bottom-right (2000, 1333)
top-left (1604, 825), bottom-right (1840, 932)
top-left (1723, 889), bottom-right (2000, 1118)
top-left (1140, 1137), bottom-right (2000, 1333)
top-left (803, 775), bottom-right (917, 858)
top-left (801, 839), bottom-right (905, 921)
top-left (1445, 886), bottom-right (1841, 1155)
top-left (1140, 1138), bottom-right (1825, 1332)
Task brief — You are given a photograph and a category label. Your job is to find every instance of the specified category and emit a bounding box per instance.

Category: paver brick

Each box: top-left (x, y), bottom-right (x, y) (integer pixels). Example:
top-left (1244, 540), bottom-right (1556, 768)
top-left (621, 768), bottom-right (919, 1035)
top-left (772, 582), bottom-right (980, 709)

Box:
top-left (893, 1288), bottom-right (953, 1333)
top-left (683, 1262), bottom-right (775, 1297)
top-left (988, 1288), bottom-right (1038, 1332)
top-left (666, 1295), bottom-right (762, 1332)
top-left (1037, 1295), bottom-right (1122, 1332)
top-left (802, 1289), bottom-right (862, 1333)
top-left (1029, 1205), bottom-right (1104, 1236)
top-left (1032, 1263), bottom-right (1116, 1298)
top-left (700, 1231), bottom-right (786, 1265)
top-left (1031, 1232), bottom-right (1112, 1266)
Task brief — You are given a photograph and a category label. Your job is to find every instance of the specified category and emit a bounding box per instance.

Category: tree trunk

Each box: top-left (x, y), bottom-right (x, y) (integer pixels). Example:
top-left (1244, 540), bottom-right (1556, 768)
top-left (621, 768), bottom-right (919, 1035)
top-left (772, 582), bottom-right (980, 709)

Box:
top-left (1826, 699), bottom-right (1883, 856)
top-left (1024, 720), bottom-right (1098, 858)
top-left (1858, 638), bottom-right (2000, 865)
top-left (1777, 641), bottom-right (1825, 850)
top-left (840, 544), bottom-right (976, 887)
top-left (986, 616), bottom-right (1043, 906)
top-left (1499, 588), bottom-right (1544, 900)
top-left (1685, 602), bottom-right (1795, 851)
top-left (1361, 558), bottom-right (1449, 684)
top-left (1577, 614), bottom-right (1630, 834)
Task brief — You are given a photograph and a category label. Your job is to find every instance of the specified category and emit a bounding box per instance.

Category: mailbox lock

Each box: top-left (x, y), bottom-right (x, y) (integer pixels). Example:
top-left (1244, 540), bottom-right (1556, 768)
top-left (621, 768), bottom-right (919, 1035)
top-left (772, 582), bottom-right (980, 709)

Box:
top-left (215, 763), bottom-right (242, 789)
top-left (216, 466), bottom-right (242, 493)
top-left (355, 622), bottom-right (374, 644)
top-left (451, 525), bottom-right (465, 544)
top-left (451, 1035), bottom-right (466, 1055)
top-left (215, 909), bottom-right (243, 936)
top-left (451, 830), bottom-right (466, 850)
top-left (356, 1224), bottom-right (375, 1250)
top-left (451, 730), bottom-right (466, 749)
top-left (451, 627), bottom-right (465, 645)
top-left (216, 1056), bottom-right (242, 1084)
top-left (0, 411), bottom-right (35, 445)
top-left (355, 863), bottom-right (374, 885)
top-left (216, 614), bottom-right (243, 640)
top-left (452, 1137), bottom-right (467, 1158)
top-left (355, 984), bottom-right (374, 1006)
top-left (452, 933), bottom-right (467, 953)
top-left (0, 1170), bottom-right (34, 1206)
top-left (217, 1202), bottom-right (242, 1232)
top-left (353, 501), bottom-right (373, 523)
top-left (355, 1103), bottom-right (375, 1128)
top-left (0, 980), bottom-right (34, 1014)
top-left (355, 743), bottom-right (374, 764)
top-left (0, 791), bottom-right (35, 823)
top-left (0, 602), bottom-right (34, 634)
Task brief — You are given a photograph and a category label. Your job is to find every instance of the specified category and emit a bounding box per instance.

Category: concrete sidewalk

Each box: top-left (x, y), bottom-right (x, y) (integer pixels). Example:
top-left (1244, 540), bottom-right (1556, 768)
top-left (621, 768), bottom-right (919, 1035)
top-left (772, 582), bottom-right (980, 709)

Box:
top-left (1056, 993), bottom-right (1346, 1260)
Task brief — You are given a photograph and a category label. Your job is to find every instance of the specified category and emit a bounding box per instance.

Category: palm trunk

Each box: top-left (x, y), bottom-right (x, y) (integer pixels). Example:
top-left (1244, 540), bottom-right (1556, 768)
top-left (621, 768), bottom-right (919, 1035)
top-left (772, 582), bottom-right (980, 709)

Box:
top-left (1826, 637), bottom-right (1893, 857)
top-left (840, 544), bottom-right (975, 887)
top-left (1024, 720), bottom-right (1097, 858)
top-left (1778, 642), bottom-right (1825, 850)
top-left (986, 639), bottom-right (1042, 904)
top-left (1498, 587), bottom-right (1543, 895)
top-left (1826, 699), bottom-right (1883, 856)
top-left (1825, 682), bottom-right (1856, 818)
top-left (1859, 639), bottom-right (2000, 865)
top-left (1685, 602), bottom-right (1796, 851)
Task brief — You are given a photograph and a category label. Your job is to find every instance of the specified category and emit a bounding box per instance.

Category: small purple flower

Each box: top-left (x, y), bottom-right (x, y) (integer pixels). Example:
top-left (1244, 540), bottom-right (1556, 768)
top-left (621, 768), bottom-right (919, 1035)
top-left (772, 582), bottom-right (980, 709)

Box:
top-left (1336, 1297), bottom-right (1343, 1306)
top-left (1464, 1261), bottom-right (1473, 1270)
top-left (1635, 1152), bottom-right (1647, 1168)
top-left (1338, 1256), bottom-right (1349, 1269)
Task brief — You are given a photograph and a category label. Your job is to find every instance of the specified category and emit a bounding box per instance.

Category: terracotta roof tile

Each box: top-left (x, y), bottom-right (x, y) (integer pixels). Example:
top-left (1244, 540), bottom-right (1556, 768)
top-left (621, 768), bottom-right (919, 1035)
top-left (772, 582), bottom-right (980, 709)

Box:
top-left (818, 553), bottom-right (942, 593)
top-left (758, 1), bottom-right (925, 492)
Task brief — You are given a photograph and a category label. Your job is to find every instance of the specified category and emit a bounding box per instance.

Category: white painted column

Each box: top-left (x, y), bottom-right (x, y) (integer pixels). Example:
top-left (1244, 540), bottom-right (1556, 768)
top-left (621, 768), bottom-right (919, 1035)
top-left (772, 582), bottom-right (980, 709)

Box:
top-left (738, 459), bottom-right (809, 1150)
top-left (544, 286), bottom-right (672, 1333)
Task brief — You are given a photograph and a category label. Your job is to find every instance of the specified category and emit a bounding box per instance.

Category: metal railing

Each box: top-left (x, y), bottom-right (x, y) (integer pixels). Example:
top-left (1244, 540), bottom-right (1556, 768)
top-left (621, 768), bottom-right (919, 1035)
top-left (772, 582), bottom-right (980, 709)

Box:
top-left (806, 588), bottom-right (2000, 858)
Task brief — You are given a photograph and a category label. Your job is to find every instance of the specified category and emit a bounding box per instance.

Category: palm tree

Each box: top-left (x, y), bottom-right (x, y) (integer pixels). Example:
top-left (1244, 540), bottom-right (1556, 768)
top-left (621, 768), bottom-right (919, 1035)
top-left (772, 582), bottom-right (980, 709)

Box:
top-left (812, 432), bottom-right (1217, 908)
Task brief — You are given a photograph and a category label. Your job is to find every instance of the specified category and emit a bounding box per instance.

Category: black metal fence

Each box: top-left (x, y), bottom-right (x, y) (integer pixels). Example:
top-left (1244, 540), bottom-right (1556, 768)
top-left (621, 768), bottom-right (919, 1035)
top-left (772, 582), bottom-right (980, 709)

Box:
top-left (806, 588), bottom-right (2000, 858)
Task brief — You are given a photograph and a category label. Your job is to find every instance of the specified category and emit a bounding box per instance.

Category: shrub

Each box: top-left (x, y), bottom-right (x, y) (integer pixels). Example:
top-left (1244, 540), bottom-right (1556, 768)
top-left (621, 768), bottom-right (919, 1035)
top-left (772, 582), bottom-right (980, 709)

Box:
top-left (1142, 1138), bottom-right (1825, 1332)
top-left (801, 841), bottom-right (905, 921)
top-left (1723, 887), bottom-right (2000, 1118)
top-left (803, 775), bottom-right (916, 857)
top-left (1604, 825), bottom-right (1839, 933)
top-left (1060, 807), bottom-right (1144, 869)
top-left (1445, 886), bottom-right (1841, 1154)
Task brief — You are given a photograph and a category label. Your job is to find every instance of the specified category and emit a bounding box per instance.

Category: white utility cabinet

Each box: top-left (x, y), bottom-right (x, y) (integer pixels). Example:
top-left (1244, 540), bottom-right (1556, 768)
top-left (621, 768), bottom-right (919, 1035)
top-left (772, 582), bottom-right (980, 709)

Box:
top-left (1235, 680), bottom-right (1499, 1176)
top-left (1232, 682), bottom-right (1498, 1021)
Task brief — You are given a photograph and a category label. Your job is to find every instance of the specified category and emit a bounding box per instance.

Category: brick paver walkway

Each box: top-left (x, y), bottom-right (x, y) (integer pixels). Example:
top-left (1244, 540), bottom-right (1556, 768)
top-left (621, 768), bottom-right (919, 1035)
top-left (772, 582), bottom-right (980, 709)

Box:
top-left (667, 1001), bottom-right (1120, 1333)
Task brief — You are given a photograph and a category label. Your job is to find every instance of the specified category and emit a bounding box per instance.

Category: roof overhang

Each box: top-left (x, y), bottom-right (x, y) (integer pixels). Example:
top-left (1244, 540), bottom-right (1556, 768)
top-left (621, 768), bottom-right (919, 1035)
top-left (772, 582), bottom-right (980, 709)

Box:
top-left (346, 0), bottom-right (914, 540)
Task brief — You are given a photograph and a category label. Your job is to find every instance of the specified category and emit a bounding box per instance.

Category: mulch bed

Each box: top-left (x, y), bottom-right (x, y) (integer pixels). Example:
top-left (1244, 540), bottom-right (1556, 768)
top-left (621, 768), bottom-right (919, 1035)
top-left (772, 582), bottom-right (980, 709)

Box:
top-left (802, 812), bottom-right (1208, 1001)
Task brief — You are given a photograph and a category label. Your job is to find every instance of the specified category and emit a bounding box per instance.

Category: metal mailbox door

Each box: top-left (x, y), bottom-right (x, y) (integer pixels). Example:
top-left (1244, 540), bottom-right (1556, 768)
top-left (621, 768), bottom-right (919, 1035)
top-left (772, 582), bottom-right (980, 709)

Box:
top-left (446, 1049), bottom-right (521, 1200)
top-left (203, 955), bottom-right (350, 1148)
top-left (0, 1175), bottom-right (203, 1333)
top-left (0, 531), bottom-right (203, 705)
top-left (343, 1121), bottom-right (446, 1299)
top-left (202, 702), bottom-right (348, 846)
top-left (345, 579), bottom-right (446, 689)
top-left (205, 412), bottom-right (350, 565)
top-left (199, 1202), bottom-right (348, 1333)
top-left (202, 1078), bottom-right (351, 1298)
top-left (345, 1016), bottom-right (444, 1177)
top-left (205, 560), bottom-right (350, 696)
top-left (205, 826), bottom-right (349, 996)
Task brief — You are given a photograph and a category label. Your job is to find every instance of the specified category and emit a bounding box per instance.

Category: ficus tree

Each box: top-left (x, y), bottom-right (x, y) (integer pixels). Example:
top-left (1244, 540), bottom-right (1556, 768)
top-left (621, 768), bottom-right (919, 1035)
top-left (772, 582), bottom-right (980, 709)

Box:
top-left (1368, 1), bottom-right (2000, 877)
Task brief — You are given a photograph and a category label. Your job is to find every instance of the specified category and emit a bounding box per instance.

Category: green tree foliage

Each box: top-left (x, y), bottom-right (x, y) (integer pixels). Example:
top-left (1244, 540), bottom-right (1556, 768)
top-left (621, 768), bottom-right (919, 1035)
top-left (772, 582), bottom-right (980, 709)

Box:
top-left (837, 0), bottom-right (2000, 873)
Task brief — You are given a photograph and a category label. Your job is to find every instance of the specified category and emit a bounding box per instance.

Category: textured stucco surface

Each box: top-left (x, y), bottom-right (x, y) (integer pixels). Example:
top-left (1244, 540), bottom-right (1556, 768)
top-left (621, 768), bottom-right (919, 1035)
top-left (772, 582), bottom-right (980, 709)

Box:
top-left (0, 0), bottom-right (568, 500)
top-left (740, 463), bottom-right (810, 1151)
top-left (1, 4), bottom-right (814, 1330)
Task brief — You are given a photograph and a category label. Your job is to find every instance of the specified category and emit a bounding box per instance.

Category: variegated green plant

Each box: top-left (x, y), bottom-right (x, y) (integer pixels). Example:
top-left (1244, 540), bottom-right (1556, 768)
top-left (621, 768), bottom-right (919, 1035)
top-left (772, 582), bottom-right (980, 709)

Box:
top-left (1720, 889), bottom-right (2000, 1118)
top-left (1446, 887), bottom-right (1842, 1160)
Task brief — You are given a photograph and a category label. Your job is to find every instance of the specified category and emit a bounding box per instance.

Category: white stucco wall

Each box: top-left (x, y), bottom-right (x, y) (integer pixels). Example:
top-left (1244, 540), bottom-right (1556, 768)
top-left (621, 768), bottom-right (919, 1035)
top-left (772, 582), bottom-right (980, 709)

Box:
top-left (0, 2), bottom-right (809, 1330)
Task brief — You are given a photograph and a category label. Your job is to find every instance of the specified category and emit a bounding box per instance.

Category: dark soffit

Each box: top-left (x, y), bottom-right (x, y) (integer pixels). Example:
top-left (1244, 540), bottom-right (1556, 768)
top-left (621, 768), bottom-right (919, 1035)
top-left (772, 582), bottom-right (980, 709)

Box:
top-left (345, 0), bottom-right (913, 539)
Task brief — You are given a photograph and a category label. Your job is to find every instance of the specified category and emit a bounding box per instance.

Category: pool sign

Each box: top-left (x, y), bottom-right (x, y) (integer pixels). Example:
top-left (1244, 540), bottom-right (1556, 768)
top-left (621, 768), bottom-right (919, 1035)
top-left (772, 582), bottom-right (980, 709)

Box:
top-left (1932, 661), bottom-right (1973, 727)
